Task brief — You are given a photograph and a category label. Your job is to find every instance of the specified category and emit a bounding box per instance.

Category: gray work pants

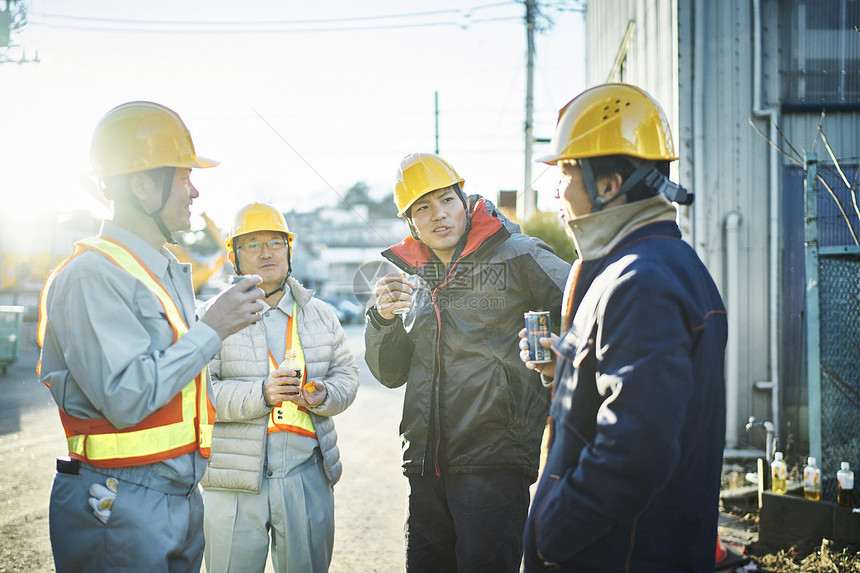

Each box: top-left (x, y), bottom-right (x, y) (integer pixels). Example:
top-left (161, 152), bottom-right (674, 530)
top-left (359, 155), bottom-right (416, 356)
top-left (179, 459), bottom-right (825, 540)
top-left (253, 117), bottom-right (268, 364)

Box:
top-left (203, 453), bottom-right (334, 573)
top-left (49, 464), bottom-right (204, 573)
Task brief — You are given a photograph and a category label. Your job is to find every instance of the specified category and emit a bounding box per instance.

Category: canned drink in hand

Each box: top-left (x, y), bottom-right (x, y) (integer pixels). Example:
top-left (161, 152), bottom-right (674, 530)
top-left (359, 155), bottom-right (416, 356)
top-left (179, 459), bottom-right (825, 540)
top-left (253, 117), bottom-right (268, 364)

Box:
top-left (232, 275), bottom-right (257, 293)
top-left (524, 311), bottom-right (552, 363)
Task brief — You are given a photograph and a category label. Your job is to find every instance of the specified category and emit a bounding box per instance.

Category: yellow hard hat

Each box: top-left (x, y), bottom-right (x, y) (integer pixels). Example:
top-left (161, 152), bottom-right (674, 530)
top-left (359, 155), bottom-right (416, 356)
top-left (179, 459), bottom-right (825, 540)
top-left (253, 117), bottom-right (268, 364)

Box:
top-left (393, 153), bottom-right (465, 216)
top-left (90, 101), bottom-right (219, 178)
top-left (226, 202), bottom-right (294, 250)
top-left (536, 83), bottom-right (678, 165)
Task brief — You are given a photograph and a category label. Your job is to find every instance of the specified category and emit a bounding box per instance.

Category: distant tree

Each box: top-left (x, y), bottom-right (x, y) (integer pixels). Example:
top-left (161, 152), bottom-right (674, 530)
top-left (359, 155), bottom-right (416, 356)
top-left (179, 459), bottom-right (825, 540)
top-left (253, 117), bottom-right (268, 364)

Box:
top-left (338, 182), bottom-right (373, 210)
top-left (0, 0), bottom-right (28, 48)
top-left (373, 192), bottom-right (397, 218)
top-left (338, 182), bottom-right (397, 218)
top-left (520, 211), bottom-right (577, 264)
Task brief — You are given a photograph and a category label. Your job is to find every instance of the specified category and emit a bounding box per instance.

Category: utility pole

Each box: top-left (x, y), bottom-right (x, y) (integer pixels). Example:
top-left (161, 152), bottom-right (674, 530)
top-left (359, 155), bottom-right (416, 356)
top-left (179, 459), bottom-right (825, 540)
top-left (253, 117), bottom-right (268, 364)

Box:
top-left (434, 91), bottom-right (439, 154)
top-left (519, 0), bottom-right (537, 222)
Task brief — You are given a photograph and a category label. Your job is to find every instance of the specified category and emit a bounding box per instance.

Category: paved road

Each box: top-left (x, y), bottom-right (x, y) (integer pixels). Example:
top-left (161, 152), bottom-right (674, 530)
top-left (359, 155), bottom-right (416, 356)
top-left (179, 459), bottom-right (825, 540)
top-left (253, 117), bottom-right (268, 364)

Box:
top-left (0, 322), bottom-right (408, 572)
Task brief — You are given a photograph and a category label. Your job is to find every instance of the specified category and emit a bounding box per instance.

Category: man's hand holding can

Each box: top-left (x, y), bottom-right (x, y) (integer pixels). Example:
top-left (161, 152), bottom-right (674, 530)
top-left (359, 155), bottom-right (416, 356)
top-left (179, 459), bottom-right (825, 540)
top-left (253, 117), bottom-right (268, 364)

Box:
top-left (519, 310), bottom-right (558, 379)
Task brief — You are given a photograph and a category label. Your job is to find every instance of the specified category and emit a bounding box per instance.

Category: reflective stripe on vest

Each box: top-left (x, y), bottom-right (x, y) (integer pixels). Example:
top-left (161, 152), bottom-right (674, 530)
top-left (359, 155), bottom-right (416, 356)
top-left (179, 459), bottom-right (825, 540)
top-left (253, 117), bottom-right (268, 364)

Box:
top-left (37, 235), bottom-right (215, 467)
top-left (266, 300), bottom-right (317, 439)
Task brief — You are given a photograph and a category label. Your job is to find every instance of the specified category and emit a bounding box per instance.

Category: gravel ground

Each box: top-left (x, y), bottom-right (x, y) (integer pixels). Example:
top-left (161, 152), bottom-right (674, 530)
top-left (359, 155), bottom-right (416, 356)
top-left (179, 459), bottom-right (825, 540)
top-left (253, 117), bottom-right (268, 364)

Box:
top-left (0, 324), bottom-right (406, 573)
top-left (2, 323), bottom-right (857, 572)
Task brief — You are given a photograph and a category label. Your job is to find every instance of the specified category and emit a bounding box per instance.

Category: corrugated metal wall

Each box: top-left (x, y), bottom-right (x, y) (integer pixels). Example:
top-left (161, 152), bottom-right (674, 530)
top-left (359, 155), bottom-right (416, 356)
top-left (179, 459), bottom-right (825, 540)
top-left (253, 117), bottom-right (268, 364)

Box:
top-left (583, 0), bottom-right (860, 453)
top-left (585, 0), bottom-right (772, 448)
top-left (781, 113), bottom-right (860, 157)
top-left (585, 0), bottom-right (678, 126)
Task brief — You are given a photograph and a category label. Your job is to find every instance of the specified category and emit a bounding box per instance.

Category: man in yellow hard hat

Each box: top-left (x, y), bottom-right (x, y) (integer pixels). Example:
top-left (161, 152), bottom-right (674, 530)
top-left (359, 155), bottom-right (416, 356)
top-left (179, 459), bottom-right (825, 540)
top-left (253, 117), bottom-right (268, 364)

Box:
top-left (364, 152), bottom-right (571, 573)
top-left (37, 101), bottom-right (266, 572)
top-left (518, 84), bottom-right (726, 572)
top-left (200, 202), bottom-right (359, 573)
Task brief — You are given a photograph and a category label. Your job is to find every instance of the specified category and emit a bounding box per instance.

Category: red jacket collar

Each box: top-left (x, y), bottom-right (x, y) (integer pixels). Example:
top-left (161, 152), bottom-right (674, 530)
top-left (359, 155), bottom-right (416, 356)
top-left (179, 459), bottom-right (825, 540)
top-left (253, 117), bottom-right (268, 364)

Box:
top-left (387, 198), bottom-right (504, 269)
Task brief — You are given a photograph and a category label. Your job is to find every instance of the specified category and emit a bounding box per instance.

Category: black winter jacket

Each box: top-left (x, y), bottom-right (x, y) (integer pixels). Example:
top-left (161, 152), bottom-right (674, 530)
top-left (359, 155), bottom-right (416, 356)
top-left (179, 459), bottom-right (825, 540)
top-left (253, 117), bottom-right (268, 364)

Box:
top-left (364, 197), bottom-right (570, 478)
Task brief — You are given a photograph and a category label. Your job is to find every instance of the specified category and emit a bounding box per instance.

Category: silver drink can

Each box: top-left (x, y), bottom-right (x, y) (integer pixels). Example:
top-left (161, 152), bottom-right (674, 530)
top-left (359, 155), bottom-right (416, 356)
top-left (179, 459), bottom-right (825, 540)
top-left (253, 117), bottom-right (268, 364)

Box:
top-left (524, 311), bottom-right (552, 363)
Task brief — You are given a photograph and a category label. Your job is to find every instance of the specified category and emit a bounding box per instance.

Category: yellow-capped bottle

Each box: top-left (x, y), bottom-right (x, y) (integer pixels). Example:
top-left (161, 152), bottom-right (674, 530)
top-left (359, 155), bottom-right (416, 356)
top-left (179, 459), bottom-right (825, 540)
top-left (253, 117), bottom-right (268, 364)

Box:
top-left (803, 456), bottom-right (820, 501)
top-left (771, 451), bottom-right (788, 494)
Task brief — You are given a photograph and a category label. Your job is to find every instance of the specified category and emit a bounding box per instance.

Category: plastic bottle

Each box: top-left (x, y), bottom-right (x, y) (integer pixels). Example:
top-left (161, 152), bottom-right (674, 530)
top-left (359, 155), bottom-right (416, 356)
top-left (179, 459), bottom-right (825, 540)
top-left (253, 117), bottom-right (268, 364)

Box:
top-left (837, 462), bottom-right (855, 508)
top-left (803, 457), bottom-right (820, 501)
top-left (771, 452), bottom-right (787, 494)
top-left (282, 350), bottom-right (302, 379)
top-left (282, 349), bottom-right (311, 392)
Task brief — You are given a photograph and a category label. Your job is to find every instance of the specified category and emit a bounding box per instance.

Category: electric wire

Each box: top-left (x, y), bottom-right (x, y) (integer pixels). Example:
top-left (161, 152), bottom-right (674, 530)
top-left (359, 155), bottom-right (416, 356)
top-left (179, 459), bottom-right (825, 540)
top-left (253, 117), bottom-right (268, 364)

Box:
top-left (28, 3), bottom-right (524, 34)
top-left (252, 108), bottom-right (393, 244)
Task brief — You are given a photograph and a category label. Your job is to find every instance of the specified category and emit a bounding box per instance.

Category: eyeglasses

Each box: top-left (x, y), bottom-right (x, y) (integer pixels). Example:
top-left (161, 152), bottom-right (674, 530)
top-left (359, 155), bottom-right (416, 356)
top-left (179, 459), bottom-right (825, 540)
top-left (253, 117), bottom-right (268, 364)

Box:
top-left (236, 239), bottom-right (287, 253)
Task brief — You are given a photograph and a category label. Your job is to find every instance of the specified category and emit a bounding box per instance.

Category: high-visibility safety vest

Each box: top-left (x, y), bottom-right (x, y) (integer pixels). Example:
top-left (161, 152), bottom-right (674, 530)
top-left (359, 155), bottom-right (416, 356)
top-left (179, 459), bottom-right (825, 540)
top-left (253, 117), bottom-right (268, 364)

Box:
top-left (266, 300), bottom-right (317, 439)
top-left (37, 235), bottom-right (215, 468)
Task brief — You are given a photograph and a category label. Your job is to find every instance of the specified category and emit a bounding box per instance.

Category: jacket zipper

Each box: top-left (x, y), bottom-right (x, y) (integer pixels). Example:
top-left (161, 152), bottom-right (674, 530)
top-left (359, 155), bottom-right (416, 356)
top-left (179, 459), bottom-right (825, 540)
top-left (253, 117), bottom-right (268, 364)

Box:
top-left (432, 289), bottom-right (442, 477)
top-left (429, 259), bottom-right (462, 478)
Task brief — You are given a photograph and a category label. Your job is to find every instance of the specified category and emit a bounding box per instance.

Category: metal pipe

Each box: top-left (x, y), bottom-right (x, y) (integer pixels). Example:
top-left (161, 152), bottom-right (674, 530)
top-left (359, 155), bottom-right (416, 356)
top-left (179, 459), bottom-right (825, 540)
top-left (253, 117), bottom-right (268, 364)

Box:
top-left (725, 211), bottom-right (742, 447)
top-left (804, 152), bottom-right (822, 464)
top-left (746, 416), bottom-right (775, 463)
top-left (692, 0), bottom-right (706, 257)
top-left (752, 0), bottom-right (781, 447)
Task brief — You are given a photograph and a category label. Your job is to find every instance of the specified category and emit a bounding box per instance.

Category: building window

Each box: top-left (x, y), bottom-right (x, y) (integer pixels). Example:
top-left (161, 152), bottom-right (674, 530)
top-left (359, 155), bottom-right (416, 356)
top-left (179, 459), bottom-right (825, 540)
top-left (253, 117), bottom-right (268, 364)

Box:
top-left (780, 0), bottom-right (860, 107)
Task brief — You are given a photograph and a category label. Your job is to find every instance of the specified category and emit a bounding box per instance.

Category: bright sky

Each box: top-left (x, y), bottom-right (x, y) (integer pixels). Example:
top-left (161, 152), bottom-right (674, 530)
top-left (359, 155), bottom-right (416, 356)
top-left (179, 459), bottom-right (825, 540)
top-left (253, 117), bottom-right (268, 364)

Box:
top-left (1, 1), bottom-right (585, 232)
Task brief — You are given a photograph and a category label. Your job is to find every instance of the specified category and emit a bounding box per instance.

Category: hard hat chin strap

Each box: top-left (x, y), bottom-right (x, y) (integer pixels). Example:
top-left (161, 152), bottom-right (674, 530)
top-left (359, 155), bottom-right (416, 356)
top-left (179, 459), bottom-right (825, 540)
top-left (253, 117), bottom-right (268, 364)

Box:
top-left (264, 244), bottom-right (292, 298)
top-left (126, 167), bottom-right (178, 245)
top-left (618, 157), bottom-right (694, 206)
top-left (578, 159), bottom-right (607, 213)
top-left (580, 157), bottom-right (694, 213)
top-left (265, 276), bottom-right (289, 299)
top-left (152, 214), bottom-right (178, 245)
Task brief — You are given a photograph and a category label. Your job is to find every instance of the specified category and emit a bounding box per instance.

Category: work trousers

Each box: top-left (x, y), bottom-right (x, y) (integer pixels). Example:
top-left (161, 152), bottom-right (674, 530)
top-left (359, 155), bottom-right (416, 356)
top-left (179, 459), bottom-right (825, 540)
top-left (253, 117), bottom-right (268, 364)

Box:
top-left (49, 464), bottom-right (204, 573)
top-left (405, 470), bottom-right (532, 573)
top-left (203, 453), bottom-right (334, 573)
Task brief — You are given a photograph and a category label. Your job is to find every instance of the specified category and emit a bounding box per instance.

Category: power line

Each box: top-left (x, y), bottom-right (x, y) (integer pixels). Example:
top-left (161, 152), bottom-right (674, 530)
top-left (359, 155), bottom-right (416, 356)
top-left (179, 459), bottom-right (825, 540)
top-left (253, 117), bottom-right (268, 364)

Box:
top-left (28, 16), bottom-right (521, 34)
top-left (32, 2), bottom-right (519, 26)
top-left (28, 3), bottom-right (523, 34)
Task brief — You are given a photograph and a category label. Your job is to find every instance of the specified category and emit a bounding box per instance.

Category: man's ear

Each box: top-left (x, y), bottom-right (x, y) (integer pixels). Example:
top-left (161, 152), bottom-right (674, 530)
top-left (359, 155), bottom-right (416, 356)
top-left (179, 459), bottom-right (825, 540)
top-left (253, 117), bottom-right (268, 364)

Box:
top-left (228, 249), bottom-right (236, 268)
top-left (128, 171), bottom-right (157, 212)
top-left (599, 172), bottom-right (624, 202)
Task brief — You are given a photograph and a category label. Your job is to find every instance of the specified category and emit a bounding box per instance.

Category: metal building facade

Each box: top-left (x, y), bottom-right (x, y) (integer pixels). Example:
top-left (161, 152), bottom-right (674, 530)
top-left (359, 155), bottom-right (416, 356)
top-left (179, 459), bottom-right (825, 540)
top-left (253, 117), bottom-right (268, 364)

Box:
top-left (582, 0), bottom-right (860, 456)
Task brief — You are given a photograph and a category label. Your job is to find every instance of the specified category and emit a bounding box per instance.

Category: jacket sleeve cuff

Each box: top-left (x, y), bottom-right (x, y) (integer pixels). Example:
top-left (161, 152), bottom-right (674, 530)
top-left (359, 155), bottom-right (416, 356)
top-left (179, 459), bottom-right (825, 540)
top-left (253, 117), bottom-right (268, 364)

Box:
top-left (540, 373), bottom-right (554, 388)
top-left (262, 379), bottom-right (275, 408)
top-left (367, 306), bottom-right (397, 329)
top-left (185, 321), bottom-right (223, 362)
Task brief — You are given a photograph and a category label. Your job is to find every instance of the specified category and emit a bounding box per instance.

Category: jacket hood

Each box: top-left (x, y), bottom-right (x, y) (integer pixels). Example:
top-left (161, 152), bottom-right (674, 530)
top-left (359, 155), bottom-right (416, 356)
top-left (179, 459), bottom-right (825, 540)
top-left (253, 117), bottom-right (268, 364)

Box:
top-left (384, 195), bottom-right (510, 271)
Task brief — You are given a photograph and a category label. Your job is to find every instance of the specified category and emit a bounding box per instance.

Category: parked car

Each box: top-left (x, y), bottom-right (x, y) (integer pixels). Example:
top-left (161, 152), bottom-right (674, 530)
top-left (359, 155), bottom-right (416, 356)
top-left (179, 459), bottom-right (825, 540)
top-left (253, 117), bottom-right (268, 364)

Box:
top-left (318, 296), bottom-right (364, 324)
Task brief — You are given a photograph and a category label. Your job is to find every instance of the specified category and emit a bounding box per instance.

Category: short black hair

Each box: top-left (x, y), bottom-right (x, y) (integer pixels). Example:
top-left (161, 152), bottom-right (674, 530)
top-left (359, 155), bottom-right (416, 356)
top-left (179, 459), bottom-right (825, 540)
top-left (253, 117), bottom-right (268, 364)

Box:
top-left (588, 155), bottom-right (670, 202)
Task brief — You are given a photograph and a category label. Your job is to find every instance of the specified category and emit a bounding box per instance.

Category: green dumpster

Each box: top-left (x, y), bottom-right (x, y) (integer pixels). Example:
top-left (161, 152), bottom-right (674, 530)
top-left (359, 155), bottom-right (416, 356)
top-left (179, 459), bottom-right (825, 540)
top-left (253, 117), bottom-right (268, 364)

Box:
top-left (0, 305), bottom-right (25, 376)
